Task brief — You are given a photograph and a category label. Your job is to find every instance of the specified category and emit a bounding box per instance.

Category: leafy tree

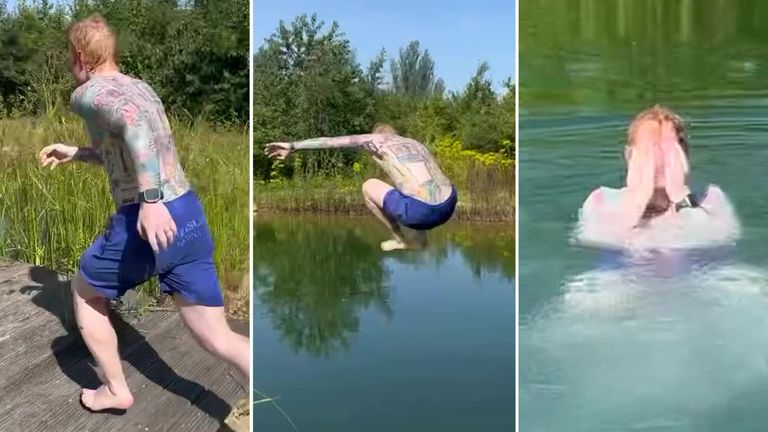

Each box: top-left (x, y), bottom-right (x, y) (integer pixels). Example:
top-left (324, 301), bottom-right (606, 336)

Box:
top-left (390, 40), bottom-right (443, 98)
top-left (253, 13), bottom-right (375, 179)
top-left (0, 0), bottom-right (248, 124)
top-left (365, 48), bottom-right (386, 90)
top-left (454, 63), bottom-right (508, 153)
top-left (499, 78), bottom-right (515, 158)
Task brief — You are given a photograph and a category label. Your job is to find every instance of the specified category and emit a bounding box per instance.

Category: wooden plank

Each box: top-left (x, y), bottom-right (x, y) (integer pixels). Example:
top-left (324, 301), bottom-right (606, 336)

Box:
top-left (0, 344), bottom-right (92, 431)
top-left (0, 296), bottom-right (171, 389)
top-left (172, 319), bottom-right (249, 431)
top-left (0, 314), bottom-right (178, 430)
top-left (0, 261), bottom-right (35, 283)
top-left (94, 315), bottom-right (215, 430)
top-left (0, 312), bottom-right (180, 431)
top-left (0, 262), bottom-right (247, 432)
top-left (0, 264), bottom-right (73, 330)
top-left (0, 274), bottom-right (46, 316)
top-left (171, 369), bottom-right (247, 431)
top-left (23, 314), bottom-right (194, 431)
top-left (100, 315), bottom-right (247, 431)
top-left (12, 314), bottom-right (243, 431)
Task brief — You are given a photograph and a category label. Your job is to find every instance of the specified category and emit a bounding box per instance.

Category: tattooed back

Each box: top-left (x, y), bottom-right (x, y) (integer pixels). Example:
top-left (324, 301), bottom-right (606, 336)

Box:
top-left (71, 74), bottom-right (190, 206)
top-left (366, 134), bottom-right (453, 204)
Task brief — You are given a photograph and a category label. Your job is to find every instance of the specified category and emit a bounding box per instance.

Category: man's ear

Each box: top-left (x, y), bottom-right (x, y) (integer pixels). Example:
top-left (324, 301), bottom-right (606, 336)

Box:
top-left (76, 51), bottom-right (90, 71)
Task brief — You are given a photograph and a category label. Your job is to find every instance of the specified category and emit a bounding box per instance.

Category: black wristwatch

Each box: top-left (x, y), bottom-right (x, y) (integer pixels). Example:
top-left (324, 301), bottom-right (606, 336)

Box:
top-left (674, 193), bottom-right (699, 212)
top-left (138, 188), bottom-right (164, 204)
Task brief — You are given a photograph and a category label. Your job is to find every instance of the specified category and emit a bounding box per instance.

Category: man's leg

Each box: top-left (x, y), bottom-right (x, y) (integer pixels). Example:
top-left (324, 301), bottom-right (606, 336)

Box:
top-left (362, 178), bottom-right (427, 251)
top-left (73, 273), bottom-right (134, 411)
top-left (174, 295), bottom-right (250, 378)
top-left (362, 178), bottom-right (408, 250)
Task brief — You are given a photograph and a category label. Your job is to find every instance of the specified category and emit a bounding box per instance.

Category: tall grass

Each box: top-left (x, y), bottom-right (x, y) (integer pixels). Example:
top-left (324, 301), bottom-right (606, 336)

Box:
top-left (0, 114), bottom-right (249, 311)
top-left (254, 136), bottom-right (515, 222)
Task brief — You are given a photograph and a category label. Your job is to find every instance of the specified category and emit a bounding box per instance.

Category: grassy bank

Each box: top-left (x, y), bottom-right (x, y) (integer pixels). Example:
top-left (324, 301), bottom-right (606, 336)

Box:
top-left (0, 114), bottom-right (249, 315)
top-left (254, 137), bottom-right (515, 222)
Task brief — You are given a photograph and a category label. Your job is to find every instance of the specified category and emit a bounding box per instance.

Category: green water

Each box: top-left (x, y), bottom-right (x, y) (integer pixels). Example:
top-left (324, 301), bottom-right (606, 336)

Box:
top-left (252, 216), bottom-right (514, 431)
top-left (521, 1), bottom-right (768, 431)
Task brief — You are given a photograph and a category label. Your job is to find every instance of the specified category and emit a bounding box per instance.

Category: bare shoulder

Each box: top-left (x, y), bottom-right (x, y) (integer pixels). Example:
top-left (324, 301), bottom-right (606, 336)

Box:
top-left (70, 80), bottom-right (107, 114)
top-left (70, 83), bottom-right (89, 101)
top-left (385, 134), bottom-right (428, 151)
top-left (374, 133), bottom-right (408, 145)
top-left (72, 79), bottom-right (105, 100)
top-left (135, 77), bottom-right (161, 98)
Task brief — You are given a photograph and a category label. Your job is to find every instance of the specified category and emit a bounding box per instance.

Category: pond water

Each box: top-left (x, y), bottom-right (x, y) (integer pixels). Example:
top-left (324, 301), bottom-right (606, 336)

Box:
top-left (521, 1), bottom-right (768, 431)
top-left (252, 216), bottom-right (514, 431)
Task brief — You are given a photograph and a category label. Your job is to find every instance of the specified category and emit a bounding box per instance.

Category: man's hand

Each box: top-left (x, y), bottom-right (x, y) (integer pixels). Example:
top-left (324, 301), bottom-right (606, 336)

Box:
top-left (663, 138), bottom-right (691, 204)
top-left (264, 142), bottom-right (292, 160)
top-left (137, 202), bottom-right (177, 253)
top-left (38, 143), bottom-right (78, 169)
top-left (623, 142), bottom-right (656, 227)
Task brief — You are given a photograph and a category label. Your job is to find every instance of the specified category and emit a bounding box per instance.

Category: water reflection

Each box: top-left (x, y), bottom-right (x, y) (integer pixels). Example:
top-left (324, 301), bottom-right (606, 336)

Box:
top-left (253, 218), bottom-right (391, 357)
top-left (254, 216), bottom-right (514, 357)
top-left (521, 0), bottom-right (768, 110)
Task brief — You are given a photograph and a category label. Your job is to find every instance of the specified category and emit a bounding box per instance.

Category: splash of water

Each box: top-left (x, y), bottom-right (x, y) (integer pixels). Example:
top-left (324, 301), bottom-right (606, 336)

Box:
top-left (522, 261), bottom-right (768, 432)
top-left (573, 185), bottom-right (741, 251)
top-left (520, 184), bottom-right (768, 431)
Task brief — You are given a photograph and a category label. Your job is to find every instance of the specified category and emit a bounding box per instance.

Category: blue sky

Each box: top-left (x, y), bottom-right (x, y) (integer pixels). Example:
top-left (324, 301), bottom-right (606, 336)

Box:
top-left (253, 0), bottom-right (516, 91)
top-left (6, 0), bottom-right (65, 9)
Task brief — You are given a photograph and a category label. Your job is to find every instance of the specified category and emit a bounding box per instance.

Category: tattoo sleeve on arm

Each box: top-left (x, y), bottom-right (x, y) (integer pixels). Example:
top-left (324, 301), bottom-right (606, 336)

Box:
top-left (74, 147), bottom-right (103, 165)
top-left (75, 118), bottom-right (104, 165)
top-left (103, 102), bottom-right (161, 192)
top-left (291, 134), bottom-right (375, 151)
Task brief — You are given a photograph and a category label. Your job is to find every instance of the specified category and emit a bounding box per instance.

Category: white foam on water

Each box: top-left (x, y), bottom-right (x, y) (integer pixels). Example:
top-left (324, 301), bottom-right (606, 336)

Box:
top-left (573, 185), bottom-right (742, 251)
top-left (521, 263), bottom-right (768, 432)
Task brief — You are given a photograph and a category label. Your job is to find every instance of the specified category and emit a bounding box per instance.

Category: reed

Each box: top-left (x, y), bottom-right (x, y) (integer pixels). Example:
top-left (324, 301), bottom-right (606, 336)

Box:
top-left (0, 114), bottom-right (249, 312)
top-left (254, 136), bottom-right (515, 222)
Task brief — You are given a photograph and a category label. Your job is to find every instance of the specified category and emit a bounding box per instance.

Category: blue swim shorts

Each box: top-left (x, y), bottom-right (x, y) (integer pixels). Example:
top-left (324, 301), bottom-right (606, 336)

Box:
top-left (382, 187), bottom-right (458, 230)
top-left (79, 190), bottom-right (224, 307)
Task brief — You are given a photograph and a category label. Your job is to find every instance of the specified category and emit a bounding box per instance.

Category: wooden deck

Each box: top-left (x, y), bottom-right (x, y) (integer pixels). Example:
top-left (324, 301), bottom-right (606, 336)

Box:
top-left (0, 261), bottom-right (248, 432)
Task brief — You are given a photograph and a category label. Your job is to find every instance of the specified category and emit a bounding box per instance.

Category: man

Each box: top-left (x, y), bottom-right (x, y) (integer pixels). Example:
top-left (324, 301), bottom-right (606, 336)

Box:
top-left (38, 15), bottom-right (249, 411)
top-left (265, 124), bottom-right (458, 250)
top-left (576, 105), bottom-right (739, 249)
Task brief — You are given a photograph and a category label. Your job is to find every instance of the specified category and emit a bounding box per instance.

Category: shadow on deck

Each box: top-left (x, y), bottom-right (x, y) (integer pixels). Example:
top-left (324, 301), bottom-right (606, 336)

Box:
top-left (0, 261), bottom-right (248, 432)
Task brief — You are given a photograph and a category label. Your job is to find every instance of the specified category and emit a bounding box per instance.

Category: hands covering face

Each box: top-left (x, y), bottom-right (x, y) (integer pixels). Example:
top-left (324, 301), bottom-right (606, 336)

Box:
top-left (624, 120), bottom-right (689, 227)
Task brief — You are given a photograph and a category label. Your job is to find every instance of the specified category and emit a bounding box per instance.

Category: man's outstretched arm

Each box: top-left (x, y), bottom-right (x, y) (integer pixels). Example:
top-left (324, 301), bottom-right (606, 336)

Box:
top-left (290, 134), bottom-right (376, 150)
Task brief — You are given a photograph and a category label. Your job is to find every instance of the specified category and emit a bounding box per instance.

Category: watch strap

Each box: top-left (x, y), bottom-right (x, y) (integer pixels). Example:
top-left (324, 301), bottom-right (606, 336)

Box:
top-left (674, 193), bottom-right (699, 212)
top-left (138, 188), bottom-right (164, 203)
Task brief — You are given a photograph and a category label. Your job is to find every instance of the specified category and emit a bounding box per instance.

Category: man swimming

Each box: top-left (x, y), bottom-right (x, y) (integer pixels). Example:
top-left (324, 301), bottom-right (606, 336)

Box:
top-left (37, 15), bottom-right (249, 411)
top-left (577, 105), bottom-right (739, 249)
top-left (265, 124), bottom-right (458, 251)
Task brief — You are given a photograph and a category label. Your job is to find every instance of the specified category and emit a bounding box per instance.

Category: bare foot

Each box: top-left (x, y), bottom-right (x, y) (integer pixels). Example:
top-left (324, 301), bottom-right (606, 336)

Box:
top-left (381, 239), bottom-right (408, 251)
top-left (81, 385), bottom-right (134, 411)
